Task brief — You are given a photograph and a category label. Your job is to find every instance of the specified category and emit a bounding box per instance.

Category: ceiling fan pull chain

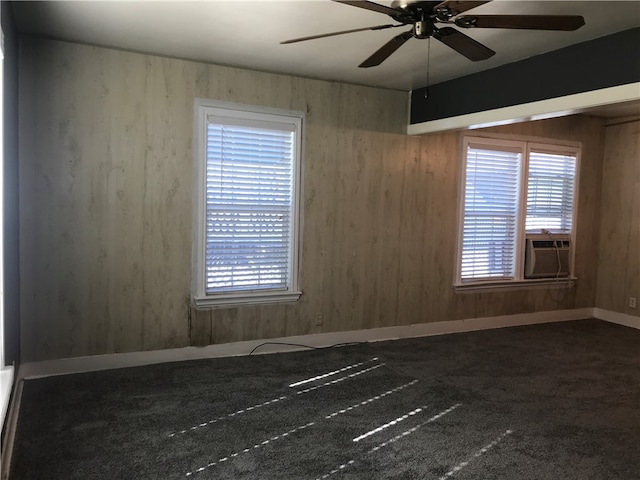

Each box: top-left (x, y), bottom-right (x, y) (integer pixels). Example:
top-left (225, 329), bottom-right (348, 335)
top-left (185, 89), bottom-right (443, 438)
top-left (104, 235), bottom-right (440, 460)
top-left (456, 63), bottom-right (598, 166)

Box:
top-left (424, 37), bottom-right (431, 99)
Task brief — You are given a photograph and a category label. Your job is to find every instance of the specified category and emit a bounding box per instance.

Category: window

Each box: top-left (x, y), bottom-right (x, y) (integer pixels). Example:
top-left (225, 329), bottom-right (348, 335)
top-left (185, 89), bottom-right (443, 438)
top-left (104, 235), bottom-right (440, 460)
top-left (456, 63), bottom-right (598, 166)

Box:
top-left (526, 150), bottom-right (576, 232)
top-left (192, 100), bottom-right (303, 308)
top-left (456, 136), bottom-right (579, 287)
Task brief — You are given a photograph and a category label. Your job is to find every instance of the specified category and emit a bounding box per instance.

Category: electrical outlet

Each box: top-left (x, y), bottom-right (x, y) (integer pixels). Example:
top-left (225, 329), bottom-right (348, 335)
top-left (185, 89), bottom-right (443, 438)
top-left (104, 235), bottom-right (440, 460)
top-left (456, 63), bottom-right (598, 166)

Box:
top-left (315, 312), bottom-right (323, 326)
top-left (629, 297), bottom-right (637, 309)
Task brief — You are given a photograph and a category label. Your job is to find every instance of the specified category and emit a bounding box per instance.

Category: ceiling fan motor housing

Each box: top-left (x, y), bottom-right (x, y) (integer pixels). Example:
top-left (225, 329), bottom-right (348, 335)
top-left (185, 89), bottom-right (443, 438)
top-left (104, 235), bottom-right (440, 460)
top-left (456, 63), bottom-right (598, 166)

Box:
top-left (415, 21), bottom-right (435, 38)
top-left (390, 1), bottom-right (448, 38)
top-left (389, 0), bottom-right (444, 24)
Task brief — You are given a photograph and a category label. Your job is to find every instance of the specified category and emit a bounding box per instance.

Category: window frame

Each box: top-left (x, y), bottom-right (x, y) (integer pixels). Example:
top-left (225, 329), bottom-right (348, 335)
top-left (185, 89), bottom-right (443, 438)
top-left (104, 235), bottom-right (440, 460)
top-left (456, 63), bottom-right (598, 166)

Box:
top-left (191, 99), bottom-right (304, 308)
top-left (455, 135), bottom-right (580, 290)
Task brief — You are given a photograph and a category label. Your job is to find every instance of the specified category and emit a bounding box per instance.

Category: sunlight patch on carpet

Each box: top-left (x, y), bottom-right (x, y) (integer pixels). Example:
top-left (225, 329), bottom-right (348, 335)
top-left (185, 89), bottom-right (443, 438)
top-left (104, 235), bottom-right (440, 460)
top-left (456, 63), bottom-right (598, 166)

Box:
top-left (353, 405), bottom-right (428, 442)
top-left (325, 379), bottom-right (419, 419)
top-left (185, 421), bottom-right (316, 477)
top-left (316, 403), bottom-right (463, 480)
top-left (168, 395), bottom-right (289, 437)
top-left (288, 357), bottom-right (379, 387)
top-left (294, 363), bottom-right (385, 394)
top-left (368, 403), bottom-right (462, 453)
top-left (438, 429), bottom-right (514, 479)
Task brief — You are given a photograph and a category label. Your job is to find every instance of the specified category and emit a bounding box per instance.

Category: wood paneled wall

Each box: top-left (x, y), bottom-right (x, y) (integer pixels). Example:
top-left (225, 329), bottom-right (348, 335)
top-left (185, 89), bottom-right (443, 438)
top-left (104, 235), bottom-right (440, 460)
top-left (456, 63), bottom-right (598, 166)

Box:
top-left (596, 120), bottom-right (640, 315)
top-left (19, 37), bottom-right (607, 362)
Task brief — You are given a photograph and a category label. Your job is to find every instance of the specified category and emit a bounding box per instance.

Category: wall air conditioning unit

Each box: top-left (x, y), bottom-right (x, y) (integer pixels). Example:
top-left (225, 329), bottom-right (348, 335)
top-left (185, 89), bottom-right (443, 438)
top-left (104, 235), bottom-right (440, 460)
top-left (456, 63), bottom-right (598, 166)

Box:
top-left (524, 234), bottom-right (571, 279)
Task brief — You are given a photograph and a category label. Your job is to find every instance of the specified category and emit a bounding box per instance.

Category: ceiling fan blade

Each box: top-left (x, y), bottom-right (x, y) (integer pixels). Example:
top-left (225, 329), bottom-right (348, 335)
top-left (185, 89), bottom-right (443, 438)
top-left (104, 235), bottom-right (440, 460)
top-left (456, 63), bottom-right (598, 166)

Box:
top-left (455, 15), bottom-right (585, 31)
top-left (359, 30), bottom-right (413, 68)
top-left (332, 0), bottom-right (404, 17)
top-left (433, 26), bottom-right (495, 61)
top-left (434, 1), bottom-right (492, 15)
top-left (281, 24), bottom-right (402, 44)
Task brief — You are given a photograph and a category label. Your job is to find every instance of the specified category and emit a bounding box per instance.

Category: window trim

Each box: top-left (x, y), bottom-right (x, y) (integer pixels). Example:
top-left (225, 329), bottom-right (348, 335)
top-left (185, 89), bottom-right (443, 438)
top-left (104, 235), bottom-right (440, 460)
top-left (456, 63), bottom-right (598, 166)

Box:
top-left (191, 99), bottom-right (304, 308)
top-left (455, 135), bottom-right (581, 290)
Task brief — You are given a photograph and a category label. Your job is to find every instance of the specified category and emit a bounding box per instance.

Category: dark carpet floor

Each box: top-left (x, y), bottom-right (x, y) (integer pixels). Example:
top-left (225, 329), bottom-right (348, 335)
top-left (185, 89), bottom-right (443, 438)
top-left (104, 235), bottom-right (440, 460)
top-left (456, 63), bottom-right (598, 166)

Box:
top-left (9, 319), bottom-right (640, 479)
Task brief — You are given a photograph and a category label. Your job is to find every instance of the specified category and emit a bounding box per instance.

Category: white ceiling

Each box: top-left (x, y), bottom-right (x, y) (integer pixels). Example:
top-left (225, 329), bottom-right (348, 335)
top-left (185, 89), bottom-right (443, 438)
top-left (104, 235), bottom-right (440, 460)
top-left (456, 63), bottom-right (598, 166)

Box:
top-left (12, 0), bottom-right (640, 92)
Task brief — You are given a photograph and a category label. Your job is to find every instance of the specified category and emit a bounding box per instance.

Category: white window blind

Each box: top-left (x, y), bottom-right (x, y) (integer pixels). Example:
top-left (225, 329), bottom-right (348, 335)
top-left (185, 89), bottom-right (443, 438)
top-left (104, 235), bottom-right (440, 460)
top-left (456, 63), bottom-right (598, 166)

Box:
top-left (193, 101), bottom-right (302, 308)
top-left (460, 146), bottom-right (521, 281)
top-left (525, 150), bottom-right (576, 233)
top-left (205, 121), bottom-right (294, 294)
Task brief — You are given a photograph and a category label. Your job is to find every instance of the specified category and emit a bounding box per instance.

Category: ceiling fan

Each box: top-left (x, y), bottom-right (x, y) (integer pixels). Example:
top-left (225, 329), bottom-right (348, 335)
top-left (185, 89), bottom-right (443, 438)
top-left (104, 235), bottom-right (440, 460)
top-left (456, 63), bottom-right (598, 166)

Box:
top-left (281, 0), bottom-right (585, 67)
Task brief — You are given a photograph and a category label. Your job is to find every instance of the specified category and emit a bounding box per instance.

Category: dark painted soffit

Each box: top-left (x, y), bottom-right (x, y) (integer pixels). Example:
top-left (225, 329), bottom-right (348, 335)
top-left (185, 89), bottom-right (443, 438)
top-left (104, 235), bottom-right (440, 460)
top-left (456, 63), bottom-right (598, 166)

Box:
top-left (410, 27), bottom-right (640, 125)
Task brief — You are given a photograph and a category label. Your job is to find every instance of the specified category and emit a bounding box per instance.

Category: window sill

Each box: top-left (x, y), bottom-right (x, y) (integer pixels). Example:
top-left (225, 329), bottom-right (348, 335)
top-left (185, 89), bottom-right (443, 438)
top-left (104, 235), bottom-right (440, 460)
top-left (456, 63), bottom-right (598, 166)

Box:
top-left (193, 290), bottom-right (302, 309)
top-left (454, 277), bottom-right (576, 293)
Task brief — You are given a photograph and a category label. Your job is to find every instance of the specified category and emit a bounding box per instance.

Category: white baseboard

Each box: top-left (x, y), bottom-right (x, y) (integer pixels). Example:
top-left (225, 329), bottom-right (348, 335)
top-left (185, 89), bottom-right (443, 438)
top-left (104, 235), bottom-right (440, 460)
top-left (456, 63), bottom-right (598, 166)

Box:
top-left (18, 308), bottom-right (593, 381)
top-left (593, 308), bottom-right (640, 329)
